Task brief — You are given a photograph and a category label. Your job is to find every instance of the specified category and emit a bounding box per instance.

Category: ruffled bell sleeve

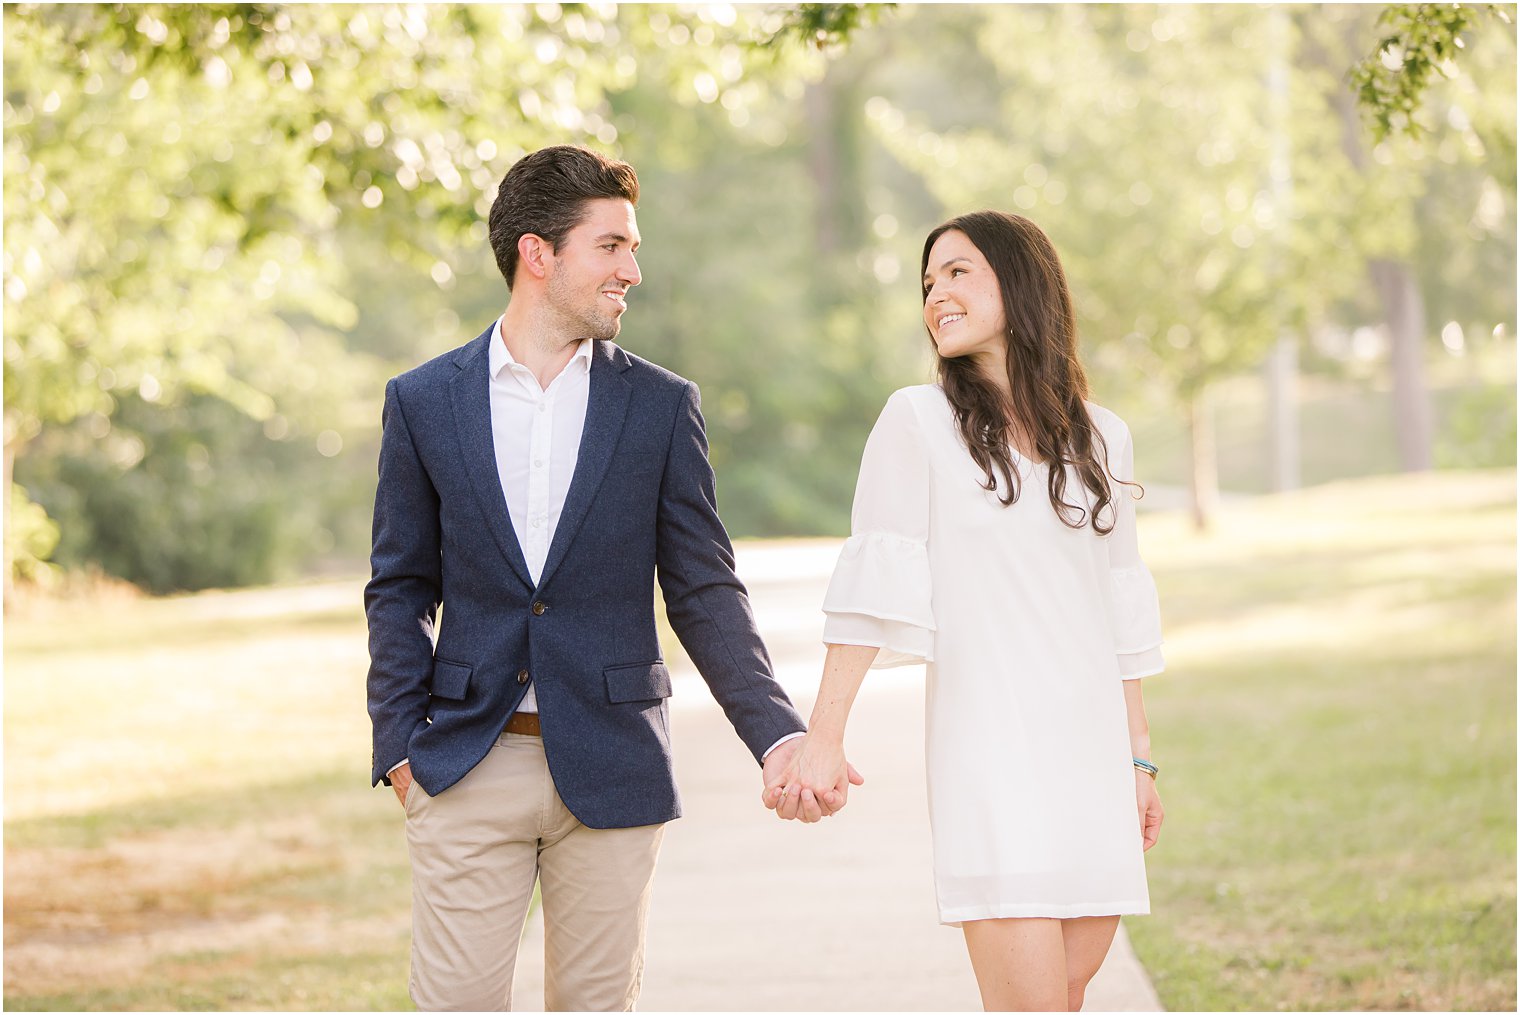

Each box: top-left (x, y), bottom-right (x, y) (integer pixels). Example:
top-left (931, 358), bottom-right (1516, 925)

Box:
top-left (1104, 421), bottom-right (1165, 679)
top-left (822, 391), bottom-right (936, 668)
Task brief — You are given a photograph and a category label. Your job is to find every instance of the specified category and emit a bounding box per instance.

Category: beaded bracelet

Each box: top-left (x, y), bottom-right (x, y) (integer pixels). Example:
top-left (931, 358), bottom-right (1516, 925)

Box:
top-left (1132, 757), bottom-right (1159, 779)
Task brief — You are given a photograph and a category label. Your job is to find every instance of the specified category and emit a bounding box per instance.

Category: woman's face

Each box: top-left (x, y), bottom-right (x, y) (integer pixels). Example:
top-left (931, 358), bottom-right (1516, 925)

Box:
top-left (922, 229), bottom-right (1007, 363)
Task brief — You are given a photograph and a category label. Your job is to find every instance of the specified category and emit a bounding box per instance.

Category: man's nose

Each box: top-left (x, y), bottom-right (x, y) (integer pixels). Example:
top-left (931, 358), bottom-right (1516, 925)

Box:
top-left (619, 252), bottom-right (642, 287)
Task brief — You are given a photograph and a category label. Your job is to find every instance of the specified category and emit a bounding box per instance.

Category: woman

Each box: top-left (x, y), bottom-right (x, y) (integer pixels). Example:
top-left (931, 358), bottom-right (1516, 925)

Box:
top-left (767, 211), bottom-right (1165, 1011)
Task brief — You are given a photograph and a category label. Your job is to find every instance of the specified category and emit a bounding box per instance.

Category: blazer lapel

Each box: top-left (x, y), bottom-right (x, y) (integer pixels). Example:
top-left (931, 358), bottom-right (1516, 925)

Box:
top-left (449, 329), bottom-right (535, 590)
top-left (537, 341), bottom-right (632, 589)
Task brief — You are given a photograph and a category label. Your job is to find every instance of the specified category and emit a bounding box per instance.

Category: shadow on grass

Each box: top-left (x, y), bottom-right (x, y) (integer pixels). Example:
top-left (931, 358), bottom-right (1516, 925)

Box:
top-left (5, 767), bottom-right (416, 1012)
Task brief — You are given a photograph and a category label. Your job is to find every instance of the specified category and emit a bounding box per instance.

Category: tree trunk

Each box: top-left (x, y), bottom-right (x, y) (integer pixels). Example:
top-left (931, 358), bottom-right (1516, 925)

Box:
top-left (1188, 390), bottom-right (1220, 530)
top-left (1314, 16), bottom-right (1436, 474)
top-left (803, 79), bottom-right (842, 257)
top-left (1267, 332), bottom-right (1301, 491)
top-left (3, 429), bottom-right (17, 607)
top-left (1369, 258), bottom-right (1435, 471)
top-left (1267, 8), bottom-right (1300, 492)
top-left (803, 62), bottom-right (868, 264)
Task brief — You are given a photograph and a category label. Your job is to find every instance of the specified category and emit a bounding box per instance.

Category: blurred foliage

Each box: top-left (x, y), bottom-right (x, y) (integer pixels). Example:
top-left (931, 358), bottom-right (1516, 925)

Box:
top-left (5, 484), bottom-right (60, 587)
top-left (2, 3), bottom-right (849, 589)
top-left (19, 390), bottom-right (365, 593)
top-left (867, 5), bottom-right (1514, 395)
top-left (3, 3), bottom-right (1515, 592)
top-left (1351, 3), bottom-right (1516, 141)
top-left (1438, 376), bottom-right (1520, 467)
top-left (757, 2), bottom-right (896, 51)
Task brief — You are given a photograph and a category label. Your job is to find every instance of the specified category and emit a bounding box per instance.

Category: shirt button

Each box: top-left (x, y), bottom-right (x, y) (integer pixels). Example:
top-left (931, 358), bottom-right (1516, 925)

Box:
top-left (537, 403), bottom-right (547, 413)
top-left (532, 602), bottom-right (546, 616)
top-left (534, 459), bottom-right (543, 468)
top-left (517, 669), bottom-right (530, 685)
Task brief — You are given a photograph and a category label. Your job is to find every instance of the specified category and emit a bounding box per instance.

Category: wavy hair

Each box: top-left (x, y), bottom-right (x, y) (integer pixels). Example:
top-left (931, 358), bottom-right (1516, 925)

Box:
top-left (921, 210), bottom-right (1129, 533)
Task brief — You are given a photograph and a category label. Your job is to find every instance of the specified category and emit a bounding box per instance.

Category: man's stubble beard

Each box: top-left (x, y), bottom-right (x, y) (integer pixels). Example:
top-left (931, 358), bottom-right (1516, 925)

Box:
top-left (546, 268), bottom-right (620, 343)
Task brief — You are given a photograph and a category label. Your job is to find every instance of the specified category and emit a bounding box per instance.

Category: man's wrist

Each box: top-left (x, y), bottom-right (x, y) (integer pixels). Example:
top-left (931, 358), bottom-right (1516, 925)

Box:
top-left (761, 731), bottom-right (806, 761)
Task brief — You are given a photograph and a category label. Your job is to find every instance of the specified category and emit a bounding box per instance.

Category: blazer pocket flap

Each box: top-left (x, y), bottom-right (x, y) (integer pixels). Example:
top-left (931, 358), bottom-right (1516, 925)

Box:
top-left (430, 658), bottom-right (472, 700)
top-left (604, 662), bottom-right (673, 703)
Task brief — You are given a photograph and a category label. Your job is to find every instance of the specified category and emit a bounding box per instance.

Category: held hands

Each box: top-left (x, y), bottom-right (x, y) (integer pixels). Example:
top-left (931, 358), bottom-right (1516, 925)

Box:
top-left (1135, 770), bottom-right (1163, 851)
top-left (760, 733), bottom-right (864, 823)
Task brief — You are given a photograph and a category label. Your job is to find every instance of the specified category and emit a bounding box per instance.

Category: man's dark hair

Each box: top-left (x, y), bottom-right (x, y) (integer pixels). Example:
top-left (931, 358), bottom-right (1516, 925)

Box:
top-left (488, 145), bottom-right (640, 290)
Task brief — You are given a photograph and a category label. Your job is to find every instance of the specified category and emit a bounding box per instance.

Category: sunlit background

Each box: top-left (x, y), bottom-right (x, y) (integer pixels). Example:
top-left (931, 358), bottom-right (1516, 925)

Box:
top-left (4, 4), bottom-right (1515, 1011)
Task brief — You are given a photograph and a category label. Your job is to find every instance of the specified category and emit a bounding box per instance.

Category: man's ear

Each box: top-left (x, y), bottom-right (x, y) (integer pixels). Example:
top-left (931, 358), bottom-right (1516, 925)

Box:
top-left (517, 233), bottom-right (552, 283)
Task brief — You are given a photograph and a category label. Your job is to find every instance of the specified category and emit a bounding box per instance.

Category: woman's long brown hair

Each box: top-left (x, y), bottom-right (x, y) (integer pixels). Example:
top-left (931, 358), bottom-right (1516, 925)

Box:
top-left (922, 210), bottom-right (1126, 533)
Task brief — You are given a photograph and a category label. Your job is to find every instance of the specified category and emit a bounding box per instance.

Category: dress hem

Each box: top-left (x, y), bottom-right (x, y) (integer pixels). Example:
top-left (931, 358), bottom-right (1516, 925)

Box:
top-left (938, 901), bottom-right (1151, 927)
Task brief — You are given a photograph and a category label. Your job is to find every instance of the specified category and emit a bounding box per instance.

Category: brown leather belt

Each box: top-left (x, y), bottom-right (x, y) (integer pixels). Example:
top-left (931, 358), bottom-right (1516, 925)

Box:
top-left (504, 712), bottom-right (541, 737)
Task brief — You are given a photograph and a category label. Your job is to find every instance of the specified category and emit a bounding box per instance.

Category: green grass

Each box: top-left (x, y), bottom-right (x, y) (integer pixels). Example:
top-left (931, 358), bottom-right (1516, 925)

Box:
top-left (1127, 469), bottom-right (1516, 1011)
top-left (3, 580), bottom-right (411, 1011)
top-left (4, 469), bottom-right (1514, 1010)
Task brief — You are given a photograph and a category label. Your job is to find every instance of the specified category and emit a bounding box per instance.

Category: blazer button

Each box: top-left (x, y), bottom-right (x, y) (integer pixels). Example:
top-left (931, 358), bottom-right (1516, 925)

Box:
top-left (516, 669), bottom-right (530, 685)
top-left (532, 601), bottom-right (546, 616)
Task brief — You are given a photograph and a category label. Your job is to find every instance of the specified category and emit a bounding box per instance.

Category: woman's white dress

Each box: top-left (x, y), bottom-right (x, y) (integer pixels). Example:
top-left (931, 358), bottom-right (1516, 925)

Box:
top-left (822, 385), bottom-right (1164, 925)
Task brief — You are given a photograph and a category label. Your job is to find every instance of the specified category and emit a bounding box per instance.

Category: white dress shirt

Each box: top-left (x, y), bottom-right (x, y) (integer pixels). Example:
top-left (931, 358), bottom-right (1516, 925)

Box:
top-left (488, 319), bottom-right (594, 712)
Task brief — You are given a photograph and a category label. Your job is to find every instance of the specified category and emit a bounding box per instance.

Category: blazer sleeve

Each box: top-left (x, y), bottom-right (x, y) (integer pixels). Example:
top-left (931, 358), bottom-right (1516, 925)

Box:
top-left (654, 381), bottom-right (806, 762)
top-left (364, 377), bottom-right (442, 785)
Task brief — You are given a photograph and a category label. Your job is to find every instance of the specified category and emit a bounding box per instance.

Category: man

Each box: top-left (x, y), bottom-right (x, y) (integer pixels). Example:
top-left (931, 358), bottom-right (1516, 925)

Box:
top-left (365, 145), bottom-right (855, 1012)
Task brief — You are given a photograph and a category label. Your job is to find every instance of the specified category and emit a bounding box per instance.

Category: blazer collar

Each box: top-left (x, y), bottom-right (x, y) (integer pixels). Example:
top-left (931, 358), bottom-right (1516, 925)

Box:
top-left (449, 325), bottom-right (535, 589)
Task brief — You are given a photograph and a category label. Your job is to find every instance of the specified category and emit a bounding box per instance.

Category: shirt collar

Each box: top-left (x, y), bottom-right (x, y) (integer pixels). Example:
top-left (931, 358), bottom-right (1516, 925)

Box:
top-left (488, 317), bottom-right (594, 381)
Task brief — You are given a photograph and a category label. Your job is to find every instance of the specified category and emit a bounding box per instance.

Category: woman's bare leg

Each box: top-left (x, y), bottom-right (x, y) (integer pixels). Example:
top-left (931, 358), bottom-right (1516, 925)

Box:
top-left (962, 917), bottom-right (1067, 1011)
top-left (1060, 915), bottom-right (1120, 1011)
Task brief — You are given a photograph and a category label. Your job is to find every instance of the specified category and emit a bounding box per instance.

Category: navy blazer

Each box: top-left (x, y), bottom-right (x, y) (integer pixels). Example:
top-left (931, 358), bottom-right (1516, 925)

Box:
top-left (365, 328), bottom-right (805, 829)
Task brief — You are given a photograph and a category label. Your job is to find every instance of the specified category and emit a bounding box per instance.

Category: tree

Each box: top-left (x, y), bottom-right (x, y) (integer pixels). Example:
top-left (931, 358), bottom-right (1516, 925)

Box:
top-left (3, 4), bottom-right (634, 591)
top-left (1351, 3), bottom-right (1516, 141)
top-left (608, 9), bottom-right (920, 536)
top-left (1310, 4), bottom-right (1516, 471)
top-left (4, 3), bottom-right (884, 591)
top-left (867, 6), bottom-right (1328, 526)
top-left (857, 4), bottom-right (1514, 521)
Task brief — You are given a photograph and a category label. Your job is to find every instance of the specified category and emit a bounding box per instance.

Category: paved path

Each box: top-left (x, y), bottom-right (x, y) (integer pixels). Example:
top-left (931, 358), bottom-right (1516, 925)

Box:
top-left (510, 540), bottom-right (1164, 1011)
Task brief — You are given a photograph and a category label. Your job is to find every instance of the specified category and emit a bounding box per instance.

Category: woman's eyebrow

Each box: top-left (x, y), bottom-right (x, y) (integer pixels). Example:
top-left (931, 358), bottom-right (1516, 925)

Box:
top-left (924, 256), bottom-right (973, 282)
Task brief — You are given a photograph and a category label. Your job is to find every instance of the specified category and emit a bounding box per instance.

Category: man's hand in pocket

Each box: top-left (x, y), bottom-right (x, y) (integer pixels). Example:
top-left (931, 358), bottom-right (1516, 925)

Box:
top-left (391, 762), bottom-right (413, 807)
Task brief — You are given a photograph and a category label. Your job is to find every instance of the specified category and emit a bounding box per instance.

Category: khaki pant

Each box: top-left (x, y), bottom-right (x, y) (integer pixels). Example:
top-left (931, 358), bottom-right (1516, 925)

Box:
top-left (405, 732), bottom-right (665, 1012)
